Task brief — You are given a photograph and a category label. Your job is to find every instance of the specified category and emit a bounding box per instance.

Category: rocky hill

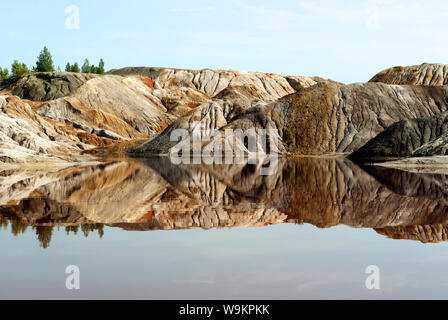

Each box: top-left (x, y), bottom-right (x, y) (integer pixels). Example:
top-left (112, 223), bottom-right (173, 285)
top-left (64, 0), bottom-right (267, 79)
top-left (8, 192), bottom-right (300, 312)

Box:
top-left (0, 68), bottom-right (319, 165)
top-left (348, 63), bottom-right (448, 162)
top-left (370, 63), bottom-right (448, 86)
top-left (128, 81), bottom-right (448, 157)
top-left (283, 82), bottom-right (448, 155)
top-left (349, 111), bottom-right (448, 161)
top-left (1, 72), bottom-right (99, 101)
top-left (0, 95), bottom-right (117, 164)
top-left (108, 66), bottom-right (318, 99)
top-left (3, 64), bottom-right (448, 165)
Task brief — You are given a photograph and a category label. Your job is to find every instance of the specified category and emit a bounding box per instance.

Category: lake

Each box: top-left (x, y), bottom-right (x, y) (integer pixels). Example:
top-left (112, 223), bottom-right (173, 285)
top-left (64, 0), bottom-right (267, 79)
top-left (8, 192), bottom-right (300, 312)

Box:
top-left (1, 157), bottom-right (448, 299)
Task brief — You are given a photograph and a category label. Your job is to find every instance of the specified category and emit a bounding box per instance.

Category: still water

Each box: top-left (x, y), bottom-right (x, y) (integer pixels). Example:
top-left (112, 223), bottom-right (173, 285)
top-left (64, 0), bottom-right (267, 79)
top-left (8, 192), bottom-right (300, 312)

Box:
top-left (1, 157), bottom-right (448, 299)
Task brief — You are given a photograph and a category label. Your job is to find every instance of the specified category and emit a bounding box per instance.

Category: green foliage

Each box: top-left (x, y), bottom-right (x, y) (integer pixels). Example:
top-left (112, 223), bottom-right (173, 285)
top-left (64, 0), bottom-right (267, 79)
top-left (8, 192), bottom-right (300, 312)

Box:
top-left (0, 67), bottom-right (8, 79)
top-left (81, 58), bottom-right (91, 73)
top-left (293, 83), bottom-right (305, 92)
top-left (71, 62), bottom-right (80, 73)
top-left (65, 58), bottom-right (105, 74)
top-left (35, 46), bottom-right (55, 72)
top-left (91, 64), bottom-right (97, 73)
top-left (11, 60), bottom-right (29, 76)
top-left (97, 58), bottom-right (105, 74)
top-left (3, 46), bottom-right (106, 78)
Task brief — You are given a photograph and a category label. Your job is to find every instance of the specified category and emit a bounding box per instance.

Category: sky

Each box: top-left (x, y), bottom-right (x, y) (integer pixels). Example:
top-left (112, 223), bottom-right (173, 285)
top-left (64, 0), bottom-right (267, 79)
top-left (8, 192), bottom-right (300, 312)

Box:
top-left (0, 0), bottom-right (447, 84)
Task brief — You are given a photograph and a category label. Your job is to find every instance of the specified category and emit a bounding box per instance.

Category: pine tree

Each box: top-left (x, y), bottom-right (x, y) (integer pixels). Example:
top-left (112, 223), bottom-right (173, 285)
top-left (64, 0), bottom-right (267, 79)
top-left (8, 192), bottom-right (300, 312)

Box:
top-left (11, 60), bottom-right (29, 76)
top-left (0, 67), bottom-right (8, 79)
top-left (81, 59), bottom-right (91, 73)
top-left (35, 46), bottom-right (55, 72)
top-left (71, 62), bottom-right (80, 73)
top-left (97, 59), bottom-right (105, 74)
top-left (65, 62), bottom-right (72, 72)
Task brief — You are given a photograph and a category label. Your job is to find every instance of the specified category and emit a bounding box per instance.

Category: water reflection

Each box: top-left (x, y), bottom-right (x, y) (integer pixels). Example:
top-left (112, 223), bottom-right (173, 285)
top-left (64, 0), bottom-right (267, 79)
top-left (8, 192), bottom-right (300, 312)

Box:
top-left (1, 156), bottom-right (448, 247)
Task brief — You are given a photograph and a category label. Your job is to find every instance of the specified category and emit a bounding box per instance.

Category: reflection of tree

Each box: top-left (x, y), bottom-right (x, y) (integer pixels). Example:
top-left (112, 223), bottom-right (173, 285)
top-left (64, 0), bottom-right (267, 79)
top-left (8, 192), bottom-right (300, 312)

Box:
top-left (98, 224), bottom-right (104, 239)
top-left (34, 226), bottom-right (53, 249)
top-left (0, 216), bottom-right (8, 230)
top-left (65, 225), bottom-right (79, 235)
top-left (0, 216), bottom-right (106, 248)
top-left (66, 224), bottom-right (104, 239)
top-left (81, 224), bottom-right (105, 238)
top-left (10, 219), bottom-right (28, 236)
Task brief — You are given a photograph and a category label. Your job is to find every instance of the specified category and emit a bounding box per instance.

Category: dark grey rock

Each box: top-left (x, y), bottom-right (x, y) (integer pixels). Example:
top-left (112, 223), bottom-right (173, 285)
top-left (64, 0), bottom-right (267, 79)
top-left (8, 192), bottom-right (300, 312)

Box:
top-left (350, 111), bottom-right (448, 162)
top-left (11, 72), bottom-right (98, 101)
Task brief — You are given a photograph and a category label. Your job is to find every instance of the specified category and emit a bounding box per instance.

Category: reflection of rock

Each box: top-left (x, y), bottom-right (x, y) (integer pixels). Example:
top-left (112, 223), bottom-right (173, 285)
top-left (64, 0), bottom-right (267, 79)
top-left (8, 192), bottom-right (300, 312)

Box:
top-left (3, 157), bottom-right (448, 243)
top-left (375, 225), bottom-right (448, 243)
top-left (285, 159), bottom-right (448, 230)
top-left (0, 198), bottom-right (88, 226)
top-left (34, 161), bottom-right (170, 224)
top-left (0, 158), bottom-right (291, 230)
top-left (141, 157), bottom-right (287, 209)
top-left (360, 165), bottom-right (448, 204)
top-left (0, 165), bottom-right (73, 206)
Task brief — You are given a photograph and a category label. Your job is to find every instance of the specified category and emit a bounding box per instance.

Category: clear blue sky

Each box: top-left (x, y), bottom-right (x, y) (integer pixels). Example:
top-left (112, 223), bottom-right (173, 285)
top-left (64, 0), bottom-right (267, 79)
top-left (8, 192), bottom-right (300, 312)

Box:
top-left (1, 0), bottom-right (447, 83)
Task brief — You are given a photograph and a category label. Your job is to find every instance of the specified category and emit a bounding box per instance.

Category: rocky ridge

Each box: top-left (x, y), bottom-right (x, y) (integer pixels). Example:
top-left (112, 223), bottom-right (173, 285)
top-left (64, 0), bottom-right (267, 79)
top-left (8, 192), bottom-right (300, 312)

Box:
top-left (0, 68), bottom-right (318, 165)
top-left (370, 63), bottom-right (448, 86)
top-left (108, 66), bottom-right (318, 99)
top-left (3, 63), bottom-right (448, 165)
top-left (130, 66), bottom-right (448, 158)
top-left (350, 63), bottom-right (448, 163)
